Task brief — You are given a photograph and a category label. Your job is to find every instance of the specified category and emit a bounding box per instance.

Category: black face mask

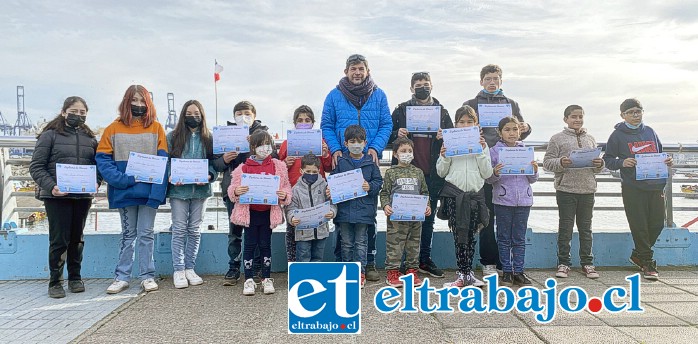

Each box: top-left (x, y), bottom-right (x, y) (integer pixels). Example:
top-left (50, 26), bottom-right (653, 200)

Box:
top-left (302, 173), bottom-right (319, 184)
top-left (414, 86), bottom-right (431, 100)
top-left (131, 105), bottom-right (147, 117)
top-left (65, 113), bottom-right (86, 127)
top-left (184, 116), bottom-right (201, 129)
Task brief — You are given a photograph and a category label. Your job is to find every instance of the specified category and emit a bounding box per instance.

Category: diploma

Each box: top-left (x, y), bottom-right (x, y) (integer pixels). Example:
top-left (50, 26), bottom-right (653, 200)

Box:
top-left (327, 169), bottom-right (368, 204)
top-left (213, 125), bottom-right (250, 154)
top-left (442, 126), bottom-right (483, 157)
top-left (569, 147), bottom-right (602, 168)
top-left (636, 153), bottom-right (669, 181)
top-left (286, 129), bottom-right (323, 157)
top-left (478, 104), bottom-right (512, 128)
top-left (56, 164), bottom-right (97, 193)
top-left (390, 194), bottom-right (429, 222)
top-left (239, 173), bottom-right (281, 205)
top-left (290, 201), bottom-right (331, 230)
top-left (170, 158), bottom-right (209, 184)
top-left (406, 105), bottom-right (441, 133)
top-left (124, 152), bottom-right (168, 184)
top-left (497, 146), bottom-right (535, 175)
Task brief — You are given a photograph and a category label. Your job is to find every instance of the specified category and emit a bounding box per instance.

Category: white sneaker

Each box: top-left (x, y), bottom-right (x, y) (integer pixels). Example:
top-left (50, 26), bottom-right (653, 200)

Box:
top-left (173, 271), bottom-right (188, 289)
top-left (106, 280), bottom-right (129, 294)
top-left (184, 269), bottom-right (204, 286)
top-left (482, 265), bottom-right (499, 277)
top-left (262, 278), bottom-right (275, 294)
top-left (468, 272), bottom-right (486, 287)
top-left (243, 278), bottom-right (256, 296)
top-left (141, 278), bottom-right (159, 292)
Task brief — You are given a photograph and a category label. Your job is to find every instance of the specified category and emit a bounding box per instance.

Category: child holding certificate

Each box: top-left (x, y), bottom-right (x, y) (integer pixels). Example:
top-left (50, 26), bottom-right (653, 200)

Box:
top-left (436, 106), bottom-right (492, 288)
top-left (166, 100), bottom-right (218, 289)
top-left (286, 154), bottom-right (336, 262)
top-left (543, 105), bottom-right (604, 280)
top-left (331, 125), bottom-right (383, 288)
top-left (229, 129), bottom-right (292, 296)
top-left (278, 105), bottom-right (333, 263)
top-left (487, 117), bottom-right (538, 286)
top-left (96, 85), bottom-right (168, 294)
top-left (30, 96), bottom-right (101, 298)
top-left (380, 137), bottom-right (430, 287)
top-left (603, 98), bottom-right (673, 280)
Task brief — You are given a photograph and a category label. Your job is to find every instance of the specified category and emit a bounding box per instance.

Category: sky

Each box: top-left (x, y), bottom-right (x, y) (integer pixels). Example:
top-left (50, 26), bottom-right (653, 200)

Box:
top-left (1, 0), bottom-right (696, 143)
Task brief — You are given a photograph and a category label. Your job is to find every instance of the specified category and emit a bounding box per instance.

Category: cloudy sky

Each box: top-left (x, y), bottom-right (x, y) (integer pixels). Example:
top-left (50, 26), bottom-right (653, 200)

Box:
top-left (1, 0), bottom-right (696, 143)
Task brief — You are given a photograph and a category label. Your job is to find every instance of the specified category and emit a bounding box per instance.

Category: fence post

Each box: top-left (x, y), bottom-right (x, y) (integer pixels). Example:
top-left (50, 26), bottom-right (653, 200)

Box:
top-left (666, 165), bottom-right (674, 228)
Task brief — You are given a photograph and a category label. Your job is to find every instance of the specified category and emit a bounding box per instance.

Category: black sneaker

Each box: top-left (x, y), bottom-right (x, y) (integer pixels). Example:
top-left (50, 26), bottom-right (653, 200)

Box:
top-left (68, 280), bottom-right (85, 293)
top-left (513, 273), bottom-right (532, 286)
top-left (501, 272), bottom-right (514, 286)
top-left (419, 259), bottom-right (445, 278)
top-left (642, 260), bottom-right (659, 281)
top-left (365, 264), bottom-right (380, 281)
top-left (629, 253), bottom-right (642, 269)
top-left (48, 284), bottom-right (66, 299)
top-left (223, 269), bottom-right (241, 286)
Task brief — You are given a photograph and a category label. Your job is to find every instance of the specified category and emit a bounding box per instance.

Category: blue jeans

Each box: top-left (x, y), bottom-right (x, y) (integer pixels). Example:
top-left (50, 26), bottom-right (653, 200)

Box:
top-left (494, 204), bottom-right (530, 274)
top-left (170, 198), bottom-right (206, 271)
top-left (335, 223), bottom-right (375, 265)
top-left (296, 238), bottom-right (327, 262)
top-left (338, 222), bottom-right (368, 273)
top-left (115, 205), bottom-right (157, 281)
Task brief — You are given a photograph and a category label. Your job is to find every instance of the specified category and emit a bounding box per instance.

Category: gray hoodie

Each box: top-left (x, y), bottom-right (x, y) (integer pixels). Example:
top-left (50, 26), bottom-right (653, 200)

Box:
top-left (543, 127), bottom-right (604, 194)
top-left (286, 176), bottom-right (337, 241)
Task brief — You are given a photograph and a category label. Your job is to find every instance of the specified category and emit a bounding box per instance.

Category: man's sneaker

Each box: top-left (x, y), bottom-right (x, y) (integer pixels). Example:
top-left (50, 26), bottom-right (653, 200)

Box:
top-left (243, 278), bottom-right (256, 295)
top-left (419, 259), bottom-right (445, 278)
top-left (361, 273), bottom-right (366, 289)
top-left (629, 252), bottom-right (642, 269)
top-left (141, 278), bottom-right (159, 292)
top-left (582, 265), bottom-right (600, 279)
top-left (223, 268), bottom-right (240, 286)
top-left (501, 272), bottom-right (514, 286)
top-left (185, 269), bottom-right (204, 286)
top-left (556, 264), bottom-right (570, 278)
top-left (262, 278), bottom-right (275, 294)
top-left (513, 273), bottom-right (533, 286)
top-left (68, 280), bottom-right (85, 293)
top-left (173, 271), bottom-right (188, 289)
top-left (406, 268), bottom-right (423, 287)
top-left (48, 284), bottom-right (66, 299)
top-left (642, 261), bottom-right (659, 280)
top-left (106, 280), bottom-right (129, 294)
top-left (482, 264), bottom-right (499, 277)
top-left (444, 272), bottom-right (466, 288)
top-left (386, 269), bottom-right (403, 287)
top-left (467, 272), bottom-right (485, 287)
top-left (365, 265), bottom-right (380, 281)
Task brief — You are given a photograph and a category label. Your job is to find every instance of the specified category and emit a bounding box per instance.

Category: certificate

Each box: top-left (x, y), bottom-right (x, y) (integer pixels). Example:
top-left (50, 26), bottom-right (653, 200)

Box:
top-left (497, 146), bottom-right (535, 175)
top-left (636, 153), bottom-right (669, 180)
top-left (239, 173), bottom-right (280, 205)
top-left (569, 147), bottom-right (602, 168)
top-left (406, 106), bottom-right (441, 133)
top-left (124, 152), bottom-right (168, 184)
top-left (327, 169), bottom-right (368, 204)
top-left (170, 158), bottom-right (209, 184)
top-left (213, 125), bottom-right (250, 154)
top-left (478, 104), bottom-right (512, 127)
top-left (442, 126), bottom-right (482, 157)
top-left (286, 129), bottom-right (323, 157)
top-left (290, 201), bottom-right (331, 230)
top-left (390, 194), bottom-right (429, 222)
top-left (56, 164), bottom-right (97, 193)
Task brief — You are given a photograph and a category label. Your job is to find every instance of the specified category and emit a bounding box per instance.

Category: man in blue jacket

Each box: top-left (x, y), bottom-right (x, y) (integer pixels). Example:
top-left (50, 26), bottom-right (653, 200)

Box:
top-left (322, 54), bottom-right (392, 281)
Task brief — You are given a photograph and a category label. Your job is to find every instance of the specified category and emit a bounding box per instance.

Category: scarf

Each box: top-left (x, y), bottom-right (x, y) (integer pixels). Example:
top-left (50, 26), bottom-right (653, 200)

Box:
top-left (338, 75), bottom-right (376, 109)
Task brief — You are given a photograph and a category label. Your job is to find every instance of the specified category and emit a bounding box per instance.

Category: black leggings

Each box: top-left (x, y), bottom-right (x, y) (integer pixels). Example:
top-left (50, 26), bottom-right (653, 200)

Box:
top-left (44, 198), bottom-right (92, 287)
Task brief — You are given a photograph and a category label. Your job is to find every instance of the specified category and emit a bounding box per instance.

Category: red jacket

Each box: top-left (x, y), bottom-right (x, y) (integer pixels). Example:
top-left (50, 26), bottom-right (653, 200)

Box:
top-left (278, 139), bottom-right (333, 186)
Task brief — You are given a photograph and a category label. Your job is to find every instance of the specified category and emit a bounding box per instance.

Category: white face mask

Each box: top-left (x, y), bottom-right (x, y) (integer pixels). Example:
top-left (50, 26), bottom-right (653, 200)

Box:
top-left (255, 144), bottom-right (273, 159)
top-left (235, 115), bottom-right (253, 126)
top-left (347, 143), bottom-right (364, 155)
top-left (398, 153), bottom-right (414, 164)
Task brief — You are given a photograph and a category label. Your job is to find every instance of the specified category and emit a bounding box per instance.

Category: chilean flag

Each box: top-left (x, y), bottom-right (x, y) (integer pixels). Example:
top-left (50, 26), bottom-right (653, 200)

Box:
top-left (214, 60), bottom-right (224, 82)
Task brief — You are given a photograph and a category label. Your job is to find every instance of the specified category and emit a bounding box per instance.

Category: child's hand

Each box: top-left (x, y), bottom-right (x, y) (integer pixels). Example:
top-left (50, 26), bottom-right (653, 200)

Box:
top-left (51, 185), bottom-right (68, 197)
top-left (324, 211), bottom-right (334, 219)
top-left (383, 205), bottom-right (393, 216)
top-left (665, 156), bottom-right (674, 167)
top-left (493, 163), bottom-right (504, 176)
top-left (223, 151), bottom-right (239, 164)
top-left (425, 205), bottom-right (431, 217)
top-left (169, 176), bottom-right (184, 186)
top-left (322, 141), bottom-right (330, 157)
top-left (622, 158), bottom-right (637, 168)
top-left (291, 217), bottom-right (300, 226)
top-left (235, 185), bottom-right (249, 196)
top-left (531, 161), bottom-right (538, 174)
top-left (560, 156), bottom-right (573, 168)
top-left (362, 180), bottom-right (370, 192)
top-left (592, 158), bottom-right (604, 168)
top-left (326, 186), bottom-right (331, 199)
top-left (436, 129), bottom-right (443, 140)
top-left (440, 144), bottom-right (446, 157)
top-left (277, 190), bottom-right (287, 200)
top-left (398, 128), bottom-right (409, 138)
top-left (518, 121), bottom-right (530, 133)
top-left (479, 136), bottom-right (487, 149)
top-left (285, 156), bottom-right (296, 167)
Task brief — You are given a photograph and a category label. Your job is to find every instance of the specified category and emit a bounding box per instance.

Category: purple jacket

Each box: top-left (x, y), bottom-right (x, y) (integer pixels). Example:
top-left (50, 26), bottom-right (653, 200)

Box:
top-left (486, 141), bottom-right (538, 207)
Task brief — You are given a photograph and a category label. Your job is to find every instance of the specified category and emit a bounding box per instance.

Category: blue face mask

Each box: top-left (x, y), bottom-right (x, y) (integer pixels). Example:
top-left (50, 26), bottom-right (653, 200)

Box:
top-left (482, 88), bottom-right (502, 95)
top-left (624, 122), bottom-right (641, 129)
top-left (302, 173), bottom-right (319, 184)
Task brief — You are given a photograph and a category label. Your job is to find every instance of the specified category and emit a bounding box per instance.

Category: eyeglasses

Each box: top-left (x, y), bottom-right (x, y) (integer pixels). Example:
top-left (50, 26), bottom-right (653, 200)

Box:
top-left (412, 71), bottom-right (430, 78)
top-left (346, 54), bottom-right (366, 64)
top-left (623, 109), bottom-right (643, 117)
top-left (483, 77), bottom-right (501, 82)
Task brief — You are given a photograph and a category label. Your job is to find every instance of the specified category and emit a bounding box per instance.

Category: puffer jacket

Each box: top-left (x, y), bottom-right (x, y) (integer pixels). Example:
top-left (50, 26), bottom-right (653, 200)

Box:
top-left (463, 90), bottom-right (531, 148)
top-left (486, 141), bottom-right (538, 207)
top-left (286, 177), bottom-right (337, 241)
top-left (543, 127), bottom-right (604, 194)
top-left (29, 126), bottom-right (102, 199)
top-left (332, 154), bottom-right (383, 225)
top-left (321, 87), bottom-right (392, 158)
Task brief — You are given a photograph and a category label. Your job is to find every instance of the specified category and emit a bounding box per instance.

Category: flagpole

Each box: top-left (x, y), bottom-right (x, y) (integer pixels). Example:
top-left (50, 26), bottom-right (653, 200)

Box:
top-left (214, 60), bottom-right (219, 126)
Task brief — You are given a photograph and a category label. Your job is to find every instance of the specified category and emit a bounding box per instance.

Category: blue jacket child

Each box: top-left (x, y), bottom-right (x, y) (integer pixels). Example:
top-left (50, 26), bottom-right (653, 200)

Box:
top-left (332, 154), bottom-right (383, 224)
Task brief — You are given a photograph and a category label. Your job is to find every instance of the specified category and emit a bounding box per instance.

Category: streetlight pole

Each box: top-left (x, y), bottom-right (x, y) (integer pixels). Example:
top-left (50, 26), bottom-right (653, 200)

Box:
top-left (281, 120), bottom-right (285, 139)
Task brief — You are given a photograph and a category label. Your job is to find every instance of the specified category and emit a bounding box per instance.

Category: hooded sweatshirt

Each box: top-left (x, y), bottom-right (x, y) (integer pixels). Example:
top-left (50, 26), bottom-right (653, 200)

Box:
top-left (602, 122), bottom-right (666, 191)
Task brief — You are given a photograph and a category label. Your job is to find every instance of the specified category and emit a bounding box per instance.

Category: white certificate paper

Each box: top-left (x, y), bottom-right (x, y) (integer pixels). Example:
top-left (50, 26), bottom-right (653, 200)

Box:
top-left (286, 129), bottom-right (323, 157)
top-left (239, 173), bottom-right (280, 205)
top-left (442, 126), bottom-right (483, 157)
top-left (569, 147), bottom-right (602, 168)
top-left (497, 146), bottom-right (535, 175)
top-left (56, 164), bottom-right (97, 193)
top-left (170, 158), bottom-right (209, 184)
top-left (636, 153), bottom-right (669, 180)
top-left (213, 125), bottom-right (250, 154)
top-left (478, 103), bottom-right (513, 127)
top-left (290, 201), bottom-right (331, 230)
top-left (390, 194), bottom-right (429, 222)
top-left (406, 106), bottom-right (441, 133)
top-left (124, 152), bottom-right (168, 184)
top-left (327, 169), bottom-right (368, 204)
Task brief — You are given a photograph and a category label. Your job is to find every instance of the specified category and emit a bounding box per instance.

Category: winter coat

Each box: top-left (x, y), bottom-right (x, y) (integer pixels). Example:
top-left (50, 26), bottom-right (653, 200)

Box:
top-left (332, 154), bottom-right (383, 225)
top-left (166, 130), bottom-right (218, 200)
top-left (543, 127), bottom-right (603, 194)
top-left (286, 177), bottom-right (337, 241)
top-left (463, 90), bottom-right (531, 148)
top-left (603, 122), bottom-right (666, 191)
top-left (486, 141), bottom-right (538, 207)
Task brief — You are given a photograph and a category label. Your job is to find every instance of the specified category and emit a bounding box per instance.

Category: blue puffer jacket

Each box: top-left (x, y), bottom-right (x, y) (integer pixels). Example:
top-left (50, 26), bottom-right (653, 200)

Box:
top-left (332, 154), bottom-right (383, 225)
top-left (321, 87), bottom-right (392, 158)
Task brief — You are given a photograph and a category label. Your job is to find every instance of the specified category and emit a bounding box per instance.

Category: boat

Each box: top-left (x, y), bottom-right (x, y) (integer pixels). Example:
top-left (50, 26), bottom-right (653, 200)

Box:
top-left (681, 185), bottom-right (698, 199)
